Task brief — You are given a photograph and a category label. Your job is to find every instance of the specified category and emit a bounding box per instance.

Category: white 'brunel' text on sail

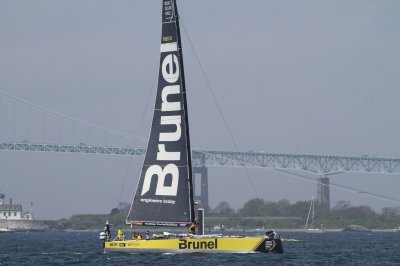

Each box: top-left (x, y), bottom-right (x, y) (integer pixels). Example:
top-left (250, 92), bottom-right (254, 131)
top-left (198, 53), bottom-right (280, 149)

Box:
top-left (141, 42), bottom-right (181, 197)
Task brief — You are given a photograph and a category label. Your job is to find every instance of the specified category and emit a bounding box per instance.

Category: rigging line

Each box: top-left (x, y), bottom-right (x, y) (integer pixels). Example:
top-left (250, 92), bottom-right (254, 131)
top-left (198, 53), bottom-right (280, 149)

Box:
top-left (117, 68), bottom-right (159, 205)
top-left (117, 157), bottom-right (134, 205)
top-left (0, 88), bottom-right (146, 142)
top-left (274, 169), bottom-right (400, 205)
top-left (179, 19), bottom-right (259, 198)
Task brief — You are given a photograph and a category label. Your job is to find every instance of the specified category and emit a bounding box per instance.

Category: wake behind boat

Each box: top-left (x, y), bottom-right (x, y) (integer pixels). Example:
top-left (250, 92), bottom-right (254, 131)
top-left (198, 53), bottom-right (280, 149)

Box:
top-left (100, 0), bottom-right (283, 254)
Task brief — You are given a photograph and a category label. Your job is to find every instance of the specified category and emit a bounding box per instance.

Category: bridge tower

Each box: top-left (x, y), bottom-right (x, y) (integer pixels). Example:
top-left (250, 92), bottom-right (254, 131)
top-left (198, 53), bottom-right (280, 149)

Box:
top-left (316, 176), bottom-right (330, 212)
top-left (193, 167), bottom-right (209, 214)
top-left (192, 151), bottom-right (210, 214)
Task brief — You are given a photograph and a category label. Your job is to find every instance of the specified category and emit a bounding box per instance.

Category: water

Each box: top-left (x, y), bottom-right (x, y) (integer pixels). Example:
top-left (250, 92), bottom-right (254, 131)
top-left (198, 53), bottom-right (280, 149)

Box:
top-left (1, 231), bottom-right (399, 265)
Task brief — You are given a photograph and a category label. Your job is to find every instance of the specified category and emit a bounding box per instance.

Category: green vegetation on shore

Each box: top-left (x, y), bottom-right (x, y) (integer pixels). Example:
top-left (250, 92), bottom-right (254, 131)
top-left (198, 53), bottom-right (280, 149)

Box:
top-left (207, 199), bottom-right (400, 230)
top-left (43, 207), bottom-right (127, 230)
top-left (44, 198), bottom-right (400, 230)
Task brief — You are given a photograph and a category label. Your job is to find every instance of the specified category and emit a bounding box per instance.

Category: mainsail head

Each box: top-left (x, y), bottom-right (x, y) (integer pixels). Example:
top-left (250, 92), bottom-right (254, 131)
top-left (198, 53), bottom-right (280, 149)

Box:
top-left (126, 0), bottom-right (194, 227)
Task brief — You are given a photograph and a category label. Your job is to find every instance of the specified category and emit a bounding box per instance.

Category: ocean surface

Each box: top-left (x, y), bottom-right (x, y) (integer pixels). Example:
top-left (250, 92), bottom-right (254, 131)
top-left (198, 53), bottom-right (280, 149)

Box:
top-left (1, 230), bottom-right (399, 265)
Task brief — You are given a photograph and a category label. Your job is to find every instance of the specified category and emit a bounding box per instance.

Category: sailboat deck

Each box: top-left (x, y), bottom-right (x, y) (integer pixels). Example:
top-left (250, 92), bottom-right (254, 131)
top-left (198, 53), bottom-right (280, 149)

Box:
top-left (104, 234), bottom-right (279, 254)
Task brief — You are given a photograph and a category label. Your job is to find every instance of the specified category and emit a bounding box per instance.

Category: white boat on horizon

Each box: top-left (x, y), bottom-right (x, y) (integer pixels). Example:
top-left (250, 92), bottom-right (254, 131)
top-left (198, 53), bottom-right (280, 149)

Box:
top-left (305, 196), bottom-right (325, 233)
top-left (0, 227), bottom-right (14, 233)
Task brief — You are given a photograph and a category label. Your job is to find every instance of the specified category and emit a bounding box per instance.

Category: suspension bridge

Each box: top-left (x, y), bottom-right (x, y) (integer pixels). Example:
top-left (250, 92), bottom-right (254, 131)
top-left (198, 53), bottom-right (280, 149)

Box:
top-left (1, 89), bottom-right (400, 213)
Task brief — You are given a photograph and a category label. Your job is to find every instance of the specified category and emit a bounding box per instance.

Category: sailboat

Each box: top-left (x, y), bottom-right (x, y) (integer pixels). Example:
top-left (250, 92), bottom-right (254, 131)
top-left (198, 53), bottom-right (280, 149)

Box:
top-left (305, 196), bottom-right (325, 233)
top-left (101, 0), bottom-right (283, 253)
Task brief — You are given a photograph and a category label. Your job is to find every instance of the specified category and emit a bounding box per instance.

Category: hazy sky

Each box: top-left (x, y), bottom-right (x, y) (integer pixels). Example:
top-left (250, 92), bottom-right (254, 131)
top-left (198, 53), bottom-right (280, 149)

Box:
top-left (1, 0), bottom-right (400, 219)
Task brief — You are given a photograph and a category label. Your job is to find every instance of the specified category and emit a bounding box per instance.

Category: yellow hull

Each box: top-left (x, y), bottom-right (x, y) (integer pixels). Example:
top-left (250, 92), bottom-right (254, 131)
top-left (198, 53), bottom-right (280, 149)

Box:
top-left (104, 236), bottom-right (283, 254)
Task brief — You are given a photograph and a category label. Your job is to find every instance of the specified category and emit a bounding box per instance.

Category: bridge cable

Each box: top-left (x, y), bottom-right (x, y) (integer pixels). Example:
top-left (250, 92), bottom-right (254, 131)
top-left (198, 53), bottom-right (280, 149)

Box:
top-left (0, 88), bottom-right (146, 142)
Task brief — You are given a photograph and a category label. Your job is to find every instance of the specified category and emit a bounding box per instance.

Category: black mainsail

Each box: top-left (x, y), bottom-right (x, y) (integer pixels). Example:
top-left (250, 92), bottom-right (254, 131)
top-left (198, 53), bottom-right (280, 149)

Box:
top-left (126, 0), bottom-right (195, 227)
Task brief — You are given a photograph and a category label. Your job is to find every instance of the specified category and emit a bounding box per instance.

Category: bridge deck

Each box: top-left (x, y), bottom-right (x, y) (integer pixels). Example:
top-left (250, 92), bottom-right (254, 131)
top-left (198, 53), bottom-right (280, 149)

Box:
top-left (2, 142), bottom-right (400, 175)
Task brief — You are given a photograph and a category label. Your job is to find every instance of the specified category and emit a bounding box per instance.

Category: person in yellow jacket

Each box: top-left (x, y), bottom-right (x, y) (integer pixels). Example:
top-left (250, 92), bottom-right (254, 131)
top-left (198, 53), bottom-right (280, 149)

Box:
top-left (137, 234), bottom-right (142, 240)
top-left (188, 220), bottom-right (197, 235)
top-left (117, 227), bottom-right (124, 241)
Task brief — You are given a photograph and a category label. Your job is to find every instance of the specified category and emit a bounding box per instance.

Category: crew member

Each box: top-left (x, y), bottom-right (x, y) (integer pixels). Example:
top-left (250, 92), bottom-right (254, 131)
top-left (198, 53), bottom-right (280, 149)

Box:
top-left (117, 227), bottom-right (124, 241)
top-left (104, 221), bottom-right (111, 241)
top-left (265, 230), bottom-right (276, 240)
top-left (188, 220), bottom-right (197, 235)
top-left (137, 233), bottom-right (142, 240)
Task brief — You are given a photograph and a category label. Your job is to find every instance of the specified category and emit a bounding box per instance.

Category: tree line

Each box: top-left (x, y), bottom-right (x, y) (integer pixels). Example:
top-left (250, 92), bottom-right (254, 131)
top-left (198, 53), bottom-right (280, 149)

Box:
top-left (45, 199), bottom-right (400, 230)
top-left (208, 198), bottom-right (400, 229)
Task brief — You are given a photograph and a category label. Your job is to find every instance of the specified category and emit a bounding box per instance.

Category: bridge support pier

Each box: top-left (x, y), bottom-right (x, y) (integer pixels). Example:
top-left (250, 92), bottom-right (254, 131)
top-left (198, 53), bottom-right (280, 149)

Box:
top-left (317, 177), bottom-right (330, 212)
top-left (193, 167), bottom-right (209, 214)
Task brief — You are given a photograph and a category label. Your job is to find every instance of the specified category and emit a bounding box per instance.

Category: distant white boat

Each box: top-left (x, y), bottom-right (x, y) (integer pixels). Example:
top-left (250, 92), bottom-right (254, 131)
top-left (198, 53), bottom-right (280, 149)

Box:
top-left (306, 228), bottom-right (325, 233)
top-left (305, 196), bottom-right (325, 233)
top-left (0, 228), bottom-right (14, 233)
top-left (394, 227), bottom-right (400, 233)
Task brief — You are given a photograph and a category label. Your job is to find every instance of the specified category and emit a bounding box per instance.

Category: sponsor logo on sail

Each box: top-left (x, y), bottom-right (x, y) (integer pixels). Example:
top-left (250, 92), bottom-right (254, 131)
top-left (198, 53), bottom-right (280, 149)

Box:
top-left (140, 198), bottom-right (176, 204)
top-left (164, 1), bottom-right (173, 20)
top-left (141, 41), bottom-right (182, 198)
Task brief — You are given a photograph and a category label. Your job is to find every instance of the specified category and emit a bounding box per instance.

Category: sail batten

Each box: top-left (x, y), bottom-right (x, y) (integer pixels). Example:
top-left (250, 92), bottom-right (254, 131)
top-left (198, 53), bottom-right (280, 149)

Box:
top-left (126, 0), bottom-right (194, 227)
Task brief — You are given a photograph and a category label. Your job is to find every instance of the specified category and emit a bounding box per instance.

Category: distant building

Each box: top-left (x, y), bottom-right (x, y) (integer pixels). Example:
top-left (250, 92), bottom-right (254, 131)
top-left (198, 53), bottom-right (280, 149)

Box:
top-left (0, 193), bottom-right (33, 220)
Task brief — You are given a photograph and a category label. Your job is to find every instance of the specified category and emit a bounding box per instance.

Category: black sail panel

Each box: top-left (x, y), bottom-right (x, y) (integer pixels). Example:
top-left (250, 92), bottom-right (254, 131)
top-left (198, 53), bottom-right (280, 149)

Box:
top-left (126, 0), bottom-right (194, 227)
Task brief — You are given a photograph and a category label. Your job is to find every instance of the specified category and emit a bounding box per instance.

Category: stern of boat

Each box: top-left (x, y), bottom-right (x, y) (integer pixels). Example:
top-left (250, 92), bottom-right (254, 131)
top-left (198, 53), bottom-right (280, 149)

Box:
top-left (253, 237), bottom-right (283, 253)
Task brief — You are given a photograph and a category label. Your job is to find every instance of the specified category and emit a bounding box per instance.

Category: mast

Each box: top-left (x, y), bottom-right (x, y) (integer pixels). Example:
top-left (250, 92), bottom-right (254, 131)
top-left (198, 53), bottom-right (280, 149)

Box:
top-left (305, 195), bottom-right (313, 230)
top-left (174, 0), bottom-right (195, 223)
top-left (311, 197), bottom-right (315, 225)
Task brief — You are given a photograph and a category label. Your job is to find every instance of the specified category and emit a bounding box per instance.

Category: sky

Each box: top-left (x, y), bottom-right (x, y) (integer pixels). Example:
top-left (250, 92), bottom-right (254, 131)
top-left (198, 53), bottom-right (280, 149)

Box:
top-left (0, 0), bottom-right (400, 219)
